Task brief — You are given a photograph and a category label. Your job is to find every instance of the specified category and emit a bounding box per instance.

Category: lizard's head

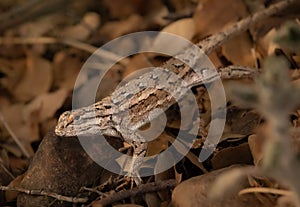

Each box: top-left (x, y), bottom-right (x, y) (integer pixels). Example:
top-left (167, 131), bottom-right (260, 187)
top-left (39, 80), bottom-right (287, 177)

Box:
top-left (55, 109), bottom-right (98, 137)
top-left (55, 110), bottom-right (79, 137)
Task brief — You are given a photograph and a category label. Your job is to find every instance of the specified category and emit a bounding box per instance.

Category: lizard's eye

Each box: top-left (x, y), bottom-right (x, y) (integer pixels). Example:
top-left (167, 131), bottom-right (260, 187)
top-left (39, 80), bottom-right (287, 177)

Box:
top-left (74, 115), bottom-right (80, 120)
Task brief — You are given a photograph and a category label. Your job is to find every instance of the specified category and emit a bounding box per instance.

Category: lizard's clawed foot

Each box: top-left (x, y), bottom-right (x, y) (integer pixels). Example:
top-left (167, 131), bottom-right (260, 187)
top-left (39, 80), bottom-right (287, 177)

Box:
top-left (115, 172), bottom-right (142, 190)
top-left (122, 142), bottom-right (147, 186)
top-left (125, 171), bottom-right (143, 187)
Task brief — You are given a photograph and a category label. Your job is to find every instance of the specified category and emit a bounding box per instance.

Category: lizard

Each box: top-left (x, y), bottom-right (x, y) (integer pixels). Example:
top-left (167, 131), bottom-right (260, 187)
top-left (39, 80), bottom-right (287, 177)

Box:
top-left (54, 0), bottom-right (296, 185)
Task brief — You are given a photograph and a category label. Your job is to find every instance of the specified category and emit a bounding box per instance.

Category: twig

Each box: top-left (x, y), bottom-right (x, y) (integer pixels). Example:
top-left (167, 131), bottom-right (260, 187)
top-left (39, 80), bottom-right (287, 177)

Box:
top-left (0, 185), bottom-right (88, 203)
top-left (218, 65), bottom-right (260, 79)
top-left (0, 163), bottom-right (15, 180)
top-left (199, 0), bottom-right (296, 54)
top-left (164, 133), bottom-right (208, 173)
top-left (0, 36), bottom-right (129, 66)
top-left (0, 36), bottom-right (97, 53)
top-left (0, 112), bottom-right (31, 158)
top-left (0, 0), bottom-right (74, 32)
top-left (93, 179), bottom-right (177, 207)
top-left (239, 187), bottom-right (294, 197)
top-left (81, 187), bottom-right (106, 196)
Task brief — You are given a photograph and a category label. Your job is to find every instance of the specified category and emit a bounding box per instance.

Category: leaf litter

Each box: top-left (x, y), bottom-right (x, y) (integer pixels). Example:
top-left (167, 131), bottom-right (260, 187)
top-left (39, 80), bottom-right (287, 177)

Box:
top-left (0, 0), bottom-right (299, 206)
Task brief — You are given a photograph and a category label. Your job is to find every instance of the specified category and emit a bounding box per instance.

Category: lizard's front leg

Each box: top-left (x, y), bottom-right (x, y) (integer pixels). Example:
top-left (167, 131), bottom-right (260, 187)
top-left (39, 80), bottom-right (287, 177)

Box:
top-left (126, 142), bottom-right (148, 185)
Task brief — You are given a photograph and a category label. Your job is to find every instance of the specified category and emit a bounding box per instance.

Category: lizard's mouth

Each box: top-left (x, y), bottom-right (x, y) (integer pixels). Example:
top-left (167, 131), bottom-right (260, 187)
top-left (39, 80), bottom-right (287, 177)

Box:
top-left (55, 111), bottom-right (76, 137)
top-left (55, 124), bottom-right (74, 137)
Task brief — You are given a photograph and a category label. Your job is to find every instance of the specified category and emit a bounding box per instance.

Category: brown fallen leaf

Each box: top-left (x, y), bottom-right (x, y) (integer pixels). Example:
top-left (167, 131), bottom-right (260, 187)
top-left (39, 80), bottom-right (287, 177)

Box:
top-left (99, 14), bottom-right (147, 41)
top-left (0, 58), bottom-right (26, 93)
top-left (257, 28), bottom-right (278, 57)
top-left (210, 143), bottom-right (253, 170)
top-left (249, 2), bottom-right (300, 40)
top-left (154, 152), bottom-right (175, 202)
top-left (248, 134), bottom-right (264, 166)
top-left (292, 54), bottom-right (300, 67)
top-left (0, 104), bottom-right (38, 144)
top-left (0, 95), bottom-right (10, 109)
top-left (123, 54), bottom-right (153, 78)
top-left (23, 89), bottom-right (68, 123)
top-left (172, 165), bottom-right (261, 207)
top-left (193, 0), bottom-right (248, 38)
top-left (103, 0), bottom-right (162, 19)
top-left (60, 12), bottom-right (101, 41)
top-left (5, 174), bottom-right (24, 202)
top-left (145, 192), bottom-right (162, 207)
top-left (18, 13), bottom-right (67, 38)
top-left (150, 18), bottom-right (195, 58)
top-left (222, 32), bottom-right (255, 67)
top-left (223, 105), bottom-right (261, 136)
top-left (13, 52), bottom-right (52, 102)
top-left (161, 18), bottom-right (195, 41)
top-left (111, 204), bottom-right (143, 207)
top-left (147, 132), bottom-right (169, 157)
top-left (53, 50), bottom-right (84, 91)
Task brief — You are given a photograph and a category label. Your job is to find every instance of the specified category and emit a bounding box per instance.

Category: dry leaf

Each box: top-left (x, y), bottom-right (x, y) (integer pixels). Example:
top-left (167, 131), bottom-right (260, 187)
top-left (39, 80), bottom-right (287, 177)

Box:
top-left (6, 174), bottom-right (24, 201)
top-left (0, 96), bottom-right (10, 109)
top-left (208, 166), bottom-right (247, 199)
top-left (161, 18), bottom-right (195, 41)
top-left (277, 194), bottom-right (298, 207)
top-left (292, 54), bottom-right (300, 67)
top-left (222, 32), bottom-right (255, 67)
top-left (172, 165), bottom-right (260, 207)
top-left (123, 54), bottom-right (153, 77)
top-left (210, 143), bottom-right (253, 170)
top-left (2, 140), bottom-right (34, 158)
top-left (224, 106), bottom-right (261, 136)
top-left (1, 104), bottom-right (39, 143)
top-left (99, 14), bottom-right (146, 41)
top-left (13, 52), bottom-right (52, 102)
top-left (249, 2), bottom-right (300, 40)
top-left (151, 20), bottom-right (194, 57)
top-left (147, 6), bottom-right (169, 28)
top-left (17, 13), bottom-right (68, 55)
top-left (160, 132), bottom-right (207, 172)
top-left (174, 168), bottom-right (182, 184)
top-left (166, 0), bottom-right (197, 12)
top-left (18, 13), bottom-right (67, 38)
top-left (145, 193), bottom-right (161, 207)
top-left (53, 51), bottom-right (82, 91)
top-left (2, 143), bottom-right (23, 158)
top-left (219, 133), bottom-right (245, 143)
top-left (147, 132), bottom-right (169, 157)
top-left (61, 12), bottom-right (101, 41)
top-left (248, 134), bottom-right (264, 166)
top-left (111, 204), bottom-right (143, 207)
top-left (96, 65), bottom-right (123, 101)
top-left (40, 118), bottom-right (58, 137)
top-left (0, 58), bottom-right (26, 92)
top-left (23, 89), bottom-right (68, 123)
top-left (208, 52), bottom-right (222, 68)
top-left (154, 152), bottom-right (174, 202)
top-left (103, 0), bottom-right (161, 19)
top-left (194, 0), bottom-right (252, 68)
top-left (194, 0), bottom-right (248, 38)
top-left (257, 28), bottom-right (278, 57)
top-left (8, 156), bottom-right (29, 174)
top-left (154, 151), bottom-right (175, 175)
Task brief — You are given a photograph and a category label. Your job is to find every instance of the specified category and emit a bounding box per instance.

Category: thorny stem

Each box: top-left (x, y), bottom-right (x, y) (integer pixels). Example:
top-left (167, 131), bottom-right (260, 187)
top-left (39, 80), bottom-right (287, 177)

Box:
top-left (233, 55), bottom-right (300, 205)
